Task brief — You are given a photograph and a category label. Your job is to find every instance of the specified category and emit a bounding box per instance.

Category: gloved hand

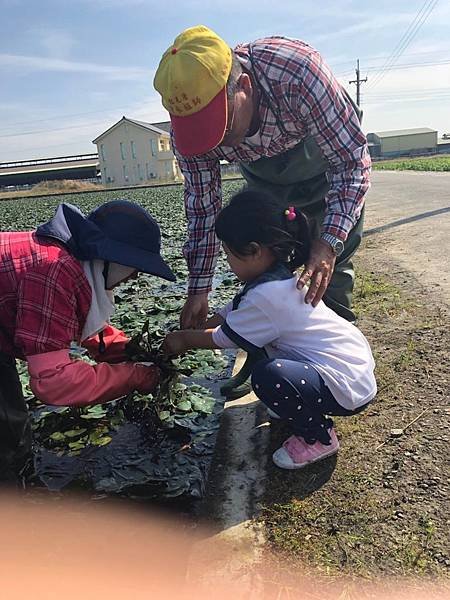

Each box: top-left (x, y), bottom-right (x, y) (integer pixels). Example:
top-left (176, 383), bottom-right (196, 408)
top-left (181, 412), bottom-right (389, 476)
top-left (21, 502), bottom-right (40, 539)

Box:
top-left (132, 363), bottom-right (160, 394)
top-left (83, 325), bottom-right (130, 363)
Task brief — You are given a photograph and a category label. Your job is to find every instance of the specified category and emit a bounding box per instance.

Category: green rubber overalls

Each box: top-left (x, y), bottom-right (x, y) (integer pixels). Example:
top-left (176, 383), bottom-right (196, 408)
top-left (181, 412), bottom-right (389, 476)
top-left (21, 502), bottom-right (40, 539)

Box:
top-left (240, 135), bottom-right (364, 323)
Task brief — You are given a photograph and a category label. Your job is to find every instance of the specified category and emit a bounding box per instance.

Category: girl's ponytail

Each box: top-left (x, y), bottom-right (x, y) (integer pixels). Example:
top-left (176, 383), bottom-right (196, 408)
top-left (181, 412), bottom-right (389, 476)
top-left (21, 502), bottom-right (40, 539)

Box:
top-left (284, 207), bottom-right (311, 271)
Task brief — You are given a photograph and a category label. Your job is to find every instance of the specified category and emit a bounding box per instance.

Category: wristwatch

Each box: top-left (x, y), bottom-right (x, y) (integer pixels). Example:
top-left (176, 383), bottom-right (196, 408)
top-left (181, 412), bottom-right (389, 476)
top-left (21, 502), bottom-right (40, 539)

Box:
top-left (321, 233), bottom-right (345, 257)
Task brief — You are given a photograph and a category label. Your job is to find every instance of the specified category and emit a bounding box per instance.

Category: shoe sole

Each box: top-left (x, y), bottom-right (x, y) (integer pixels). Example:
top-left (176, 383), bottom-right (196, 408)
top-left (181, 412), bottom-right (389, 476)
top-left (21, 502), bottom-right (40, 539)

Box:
top-left (272, 445), bottom-right (339, 470)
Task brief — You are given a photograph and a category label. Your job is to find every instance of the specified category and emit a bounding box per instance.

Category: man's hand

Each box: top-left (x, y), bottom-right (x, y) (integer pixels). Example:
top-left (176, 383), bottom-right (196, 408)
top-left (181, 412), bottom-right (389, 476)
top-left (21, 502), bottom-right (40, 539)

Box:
top-left (297, 239), bottom-right (337, 307)
top-left (161, 331), bottom-right (188, 357)
top-left (180, 294), bottom-right (209, 329)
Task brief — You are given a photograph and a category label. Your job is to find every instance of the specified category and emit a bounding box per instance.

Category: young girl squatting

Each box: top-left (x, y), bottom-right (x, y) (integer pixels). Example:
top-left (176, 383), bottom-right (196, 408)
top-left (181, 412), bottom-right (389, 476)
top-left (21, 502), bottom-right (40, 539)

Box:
top-left (162, 189), bottom-right (376, 469)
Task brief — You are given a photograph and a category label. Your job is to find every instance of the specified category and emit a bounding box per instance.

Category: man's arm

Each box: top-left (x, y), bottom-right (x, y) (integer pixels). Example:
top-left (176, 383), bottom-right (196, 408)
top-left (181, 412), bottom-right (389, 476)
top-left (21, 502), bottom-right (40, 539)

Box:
top-left (297, 51), bottom-right (370, 238)
top-left (172, 135), bottom-right (223, 328)
top-left (293, 50), bottom-right (371, 305)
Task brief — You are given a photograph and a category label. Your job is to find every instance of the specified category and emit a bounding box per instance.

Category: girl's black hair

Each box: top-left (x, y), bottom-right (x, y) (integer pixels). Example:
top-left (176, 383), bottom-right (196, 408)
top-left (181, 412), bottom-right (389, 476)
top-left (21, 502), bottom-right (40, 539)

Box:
top-left (215, 188), bottom-right (311, 272)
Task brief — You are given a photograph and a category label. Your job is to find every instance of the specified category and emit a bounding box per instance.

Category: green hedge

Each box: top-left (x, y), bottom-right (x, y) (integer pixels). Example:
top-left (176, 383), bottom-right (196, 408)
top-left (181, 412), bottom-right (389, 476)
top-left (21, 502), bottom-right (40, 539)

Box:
top-left (373, 155), bottom-right (450, 172)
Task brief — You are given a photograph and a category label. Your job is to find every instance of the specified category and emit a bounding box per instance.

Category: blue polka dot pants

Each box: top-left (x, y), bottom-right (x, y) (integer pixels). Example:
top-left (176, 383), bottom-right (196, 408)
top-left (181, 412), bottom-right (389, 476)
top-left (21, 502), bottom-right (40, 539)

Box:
top-left (251, 358), bottom-right (367, 445)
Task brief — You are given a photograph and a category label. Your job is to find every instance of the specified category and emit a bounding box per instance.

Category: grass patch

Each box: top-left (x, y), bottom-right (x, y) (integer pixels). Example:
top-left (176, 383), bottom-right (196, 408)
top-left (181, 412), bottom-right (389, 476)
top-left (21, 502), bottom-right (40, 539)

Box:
top-left (372, 155), bottom-right (450, 172)
top-left (354, 271), bottom-right (402, 315)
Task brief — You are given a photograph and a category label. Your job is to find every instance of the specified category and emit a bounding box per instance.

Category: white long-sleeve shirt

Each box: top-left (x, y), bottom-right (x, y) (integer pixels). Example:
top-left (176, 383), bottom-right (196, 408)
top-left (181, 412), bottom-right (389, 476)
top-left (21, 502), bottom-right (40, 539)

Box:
top-left (213, 276), bottom-right (376, 410)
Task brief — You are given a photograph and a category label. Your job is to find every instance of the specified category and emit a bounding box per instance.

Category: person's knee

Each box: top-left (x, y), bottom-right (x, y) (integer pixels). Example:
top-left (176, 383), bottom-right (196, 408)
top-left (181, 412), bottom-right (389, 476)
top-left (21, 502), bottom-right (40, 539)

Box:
top-left (250, 357), bottom-right (275, 390)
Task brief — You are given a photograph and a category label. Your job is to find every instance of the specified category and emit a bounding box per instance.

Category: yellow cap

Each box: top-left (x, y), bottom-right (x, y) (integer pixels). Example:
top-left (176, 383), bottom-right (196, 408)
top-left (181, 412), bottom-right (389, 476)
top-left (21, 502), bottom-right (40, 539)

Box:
top-left (154, 25), bottom-right (232, 117)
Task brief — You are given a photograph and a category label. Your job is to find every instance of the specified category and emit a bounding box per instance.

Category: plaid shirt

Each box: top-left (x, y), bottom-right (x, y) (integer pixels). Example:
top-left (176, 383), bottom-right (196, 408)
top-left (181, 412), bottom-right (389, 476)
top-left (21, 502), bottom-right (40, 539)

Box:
top-left (173, 36), bottom-right (371, 295)
top-left (0, 232), bottom-right (91, 359)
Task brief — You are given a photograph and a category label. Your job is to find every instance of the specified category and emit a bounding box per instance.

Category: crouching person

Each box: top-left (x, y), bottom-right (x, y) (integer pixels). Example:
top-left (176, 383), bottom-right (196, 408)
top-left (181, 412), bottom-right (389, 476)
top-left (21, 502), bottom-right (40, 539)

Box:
top-left (0, 200), bottom-right (175, 481)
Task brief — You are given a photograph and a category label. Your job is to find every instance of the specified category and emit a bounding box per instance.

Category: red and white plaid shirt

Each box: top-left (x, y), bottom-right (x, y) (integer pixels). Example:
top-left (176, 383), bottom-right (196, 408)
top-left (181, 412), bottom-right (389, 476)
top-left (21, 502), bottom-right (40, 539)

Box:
top-left (0, 232), bottom-right (91, 359)
top-left (173, 36), bottom-right (371, 295)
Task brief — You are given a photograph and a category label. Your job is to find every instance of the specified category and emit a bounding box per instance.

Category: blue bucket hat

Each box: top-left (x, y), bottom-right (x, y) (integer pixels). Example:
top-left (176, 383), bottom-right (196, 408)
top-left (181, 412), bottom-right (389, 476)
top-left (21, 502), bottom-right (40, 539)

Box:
top-left (36, 200), bottom-right (176, 282)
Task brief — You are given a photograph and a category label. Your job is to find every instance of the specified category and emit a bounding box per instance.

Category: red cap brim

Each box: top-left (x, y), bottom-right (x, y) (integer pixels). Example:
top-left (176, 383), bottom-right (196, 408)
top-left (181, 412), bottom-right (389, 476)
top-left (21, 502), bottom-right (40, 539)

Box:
top-left (170, 87), bottom-right (227, 157)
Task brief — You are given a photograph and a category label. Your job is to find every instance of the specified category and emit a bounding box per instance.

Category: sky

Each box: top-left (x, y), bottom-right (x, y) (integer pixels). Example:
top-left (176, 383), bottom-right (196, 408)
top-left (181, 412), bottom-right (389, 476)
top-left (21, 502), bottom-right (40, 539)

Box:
top-left (1, 0), bottom-right (449, 162)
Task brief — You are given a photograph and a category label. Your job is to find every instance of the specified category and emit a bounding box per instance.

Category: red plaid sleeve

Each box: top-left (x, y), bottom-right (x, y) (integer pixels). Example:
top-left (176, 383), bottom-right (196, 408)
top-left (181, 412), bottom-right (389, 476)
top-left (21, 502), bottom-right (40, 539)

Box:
top-left (294, 50), bottom-right (371, 240)
top-left (15, 255), bottom-right (91, 356)
top-left (172, 135), bottom-right (222, 295)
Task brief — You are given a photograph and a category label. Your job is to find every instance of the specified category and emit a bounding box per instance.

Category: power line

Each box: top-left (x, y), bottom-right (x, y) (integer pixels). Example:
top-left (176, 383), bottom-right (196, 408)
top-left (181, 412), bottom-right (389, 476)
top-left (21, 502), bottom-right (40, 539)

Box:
top-left (1, 104), bottom-right (167, 132)
top-left (0, 112), bottom-right (164, 140)
top-left (364, 86), bottom-right (450, 98)
top-left (1, 105), bottom-right (134, 131)
top-left (363, 94), bottom-right (450, 105)
top-left (368, 0), bottom-right (439, 90)
top-left (364, 89), bottom-right (450, 98)
top-left (368, 0), bottom-right (438, 88)
top-left (1, 139), bottom-right (94, 156)
top-left (0, 121), bottom-right (108, 139)
top-left (336, 58), bottom-right (450, 77)
top-left (329, 47), bottom-right (450, 70)
top-left (366, 59), bottom-right (450, 72)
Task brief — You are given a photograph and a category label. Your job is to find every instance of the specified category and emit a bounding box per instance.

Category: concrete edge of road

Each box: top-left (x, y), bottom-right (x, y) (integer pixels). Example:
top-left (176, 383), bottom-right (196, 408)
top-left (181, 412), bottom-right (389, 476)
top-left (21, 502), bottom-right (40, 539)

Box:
top-left (188, 350), bottom-right (270, 585)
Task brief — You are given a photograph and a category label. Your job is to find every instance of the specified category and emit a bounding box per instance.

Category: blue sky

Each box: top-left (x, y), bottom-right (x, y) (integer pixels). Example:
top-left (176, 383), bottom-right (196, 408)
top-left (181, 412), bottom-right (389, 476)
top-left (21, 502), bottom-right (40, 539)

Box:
top-left (1, 0), bottom-right (449, 161)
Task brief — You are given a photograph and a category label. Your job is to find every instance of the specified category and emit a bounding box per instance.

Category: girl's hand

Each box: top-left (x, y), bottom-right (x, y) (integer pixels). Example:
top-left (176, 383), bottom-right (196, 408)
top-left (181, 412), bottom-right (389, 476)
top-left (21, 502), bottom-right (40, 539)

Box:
top-left (162, 331), bottom-right (188, 356)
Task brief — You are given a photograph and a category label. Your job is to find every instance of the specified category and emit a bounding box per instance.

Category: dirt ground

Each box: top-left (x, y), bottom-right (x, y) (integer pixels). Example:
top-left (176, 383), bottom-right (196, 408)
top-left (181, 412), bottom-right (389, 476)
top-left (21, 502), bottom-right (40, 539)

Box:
top-left (259, 172), bottom-right (450, 580)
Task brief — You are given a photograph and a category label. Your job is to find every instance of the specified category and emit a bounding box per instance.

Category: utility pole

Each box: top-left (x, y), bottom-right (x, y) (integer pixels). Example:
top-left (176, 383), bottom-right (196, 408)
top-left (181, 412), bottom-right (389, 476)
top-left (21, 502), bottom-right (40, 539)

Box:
top-left (349, 59), bottom-right (367, 106)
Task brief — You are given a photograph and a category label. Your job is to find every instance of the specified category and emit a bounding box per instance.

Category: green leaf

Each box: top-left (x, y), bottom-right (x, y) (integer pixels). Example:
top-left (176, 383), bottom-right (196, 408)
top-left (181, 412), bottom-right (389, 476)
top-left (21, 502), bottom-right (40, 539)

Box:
top-left (176, 400), bottom-right (192, 412)
top-left (91, 436), bottom-right (112, 447)
top-left (68, 441), bottom-right (86, 450)
top-left (49, 431), bottom-right (66, 441)
top-left (190, 395), bottom-right (214, 414)
top-left (80, 405), bottom-right (107, 419)
top-left (64, 428), bottom-right (87, 438)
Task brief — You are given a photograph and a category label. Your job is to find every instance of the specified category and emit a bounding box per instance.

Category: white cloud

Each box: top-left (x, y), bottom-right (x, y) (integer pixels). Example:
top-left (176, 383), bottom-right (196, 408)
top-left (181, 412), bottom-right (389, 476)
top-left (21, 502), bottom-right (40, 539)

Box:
top-left (313, 12), bottom-right (416, 43)
top-left (31, 27), bottom-right (76, 59)
top-left (36, 29), bottom-right (75, 58)
top-left (0, 53), bottom-right (150, 81)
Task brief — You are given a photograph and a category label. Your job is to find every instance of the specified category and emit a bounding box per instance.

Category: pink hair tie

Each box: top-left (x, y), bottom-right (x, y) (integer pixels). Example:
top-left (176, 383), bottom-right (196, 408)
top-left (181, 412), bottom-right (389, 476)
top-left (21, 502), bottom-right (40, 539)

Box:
top-left (284, 206), bottom-right (296, 221)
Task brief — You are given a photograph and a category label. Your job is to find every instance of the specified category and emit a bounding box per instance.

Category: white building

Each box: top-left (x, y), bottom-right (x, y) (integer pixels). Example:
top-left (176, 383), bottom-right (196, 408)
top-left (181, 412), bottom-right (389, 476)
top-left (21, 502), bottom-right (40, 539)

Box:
top-left (92, 116), bottom-right (181, 187)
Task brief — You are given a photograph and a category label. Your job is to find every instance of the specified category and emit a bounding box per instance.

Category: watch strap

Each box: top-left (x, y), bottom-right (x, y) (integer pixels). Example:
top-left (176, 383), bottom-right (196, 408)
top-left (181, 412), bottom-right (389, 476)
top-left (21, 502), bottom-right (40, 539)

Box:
top-left (321, 233), bottom-right (345, 256)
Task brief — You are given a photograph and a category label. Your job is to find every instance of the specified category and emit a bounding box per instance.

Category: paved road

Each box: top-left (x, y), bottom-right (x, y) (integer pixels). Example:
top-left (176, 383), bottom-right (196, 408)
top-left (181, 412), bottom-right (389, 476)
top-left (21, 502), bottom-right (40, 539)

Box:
top-left (363, 171), bottom-right (450, 304)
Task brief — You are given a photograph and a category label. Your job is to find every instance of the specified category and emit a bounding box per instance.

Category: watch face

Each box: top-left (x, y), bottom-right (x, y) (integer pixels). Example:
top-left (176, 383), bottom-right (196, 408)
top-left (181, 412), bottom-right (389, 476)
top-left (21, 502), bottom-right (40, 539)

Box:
top-left (335, 240), bottom-right (345, 256)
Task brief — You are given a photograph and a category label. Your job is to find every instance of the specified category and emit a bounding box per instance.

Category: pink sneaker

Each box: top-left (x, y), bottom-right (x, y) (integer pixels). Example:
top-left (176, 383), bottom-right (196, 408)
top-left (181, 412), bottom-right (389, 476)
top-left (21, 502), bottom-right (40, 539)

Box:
top-left (272, 428), bottom-right (339, 470)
